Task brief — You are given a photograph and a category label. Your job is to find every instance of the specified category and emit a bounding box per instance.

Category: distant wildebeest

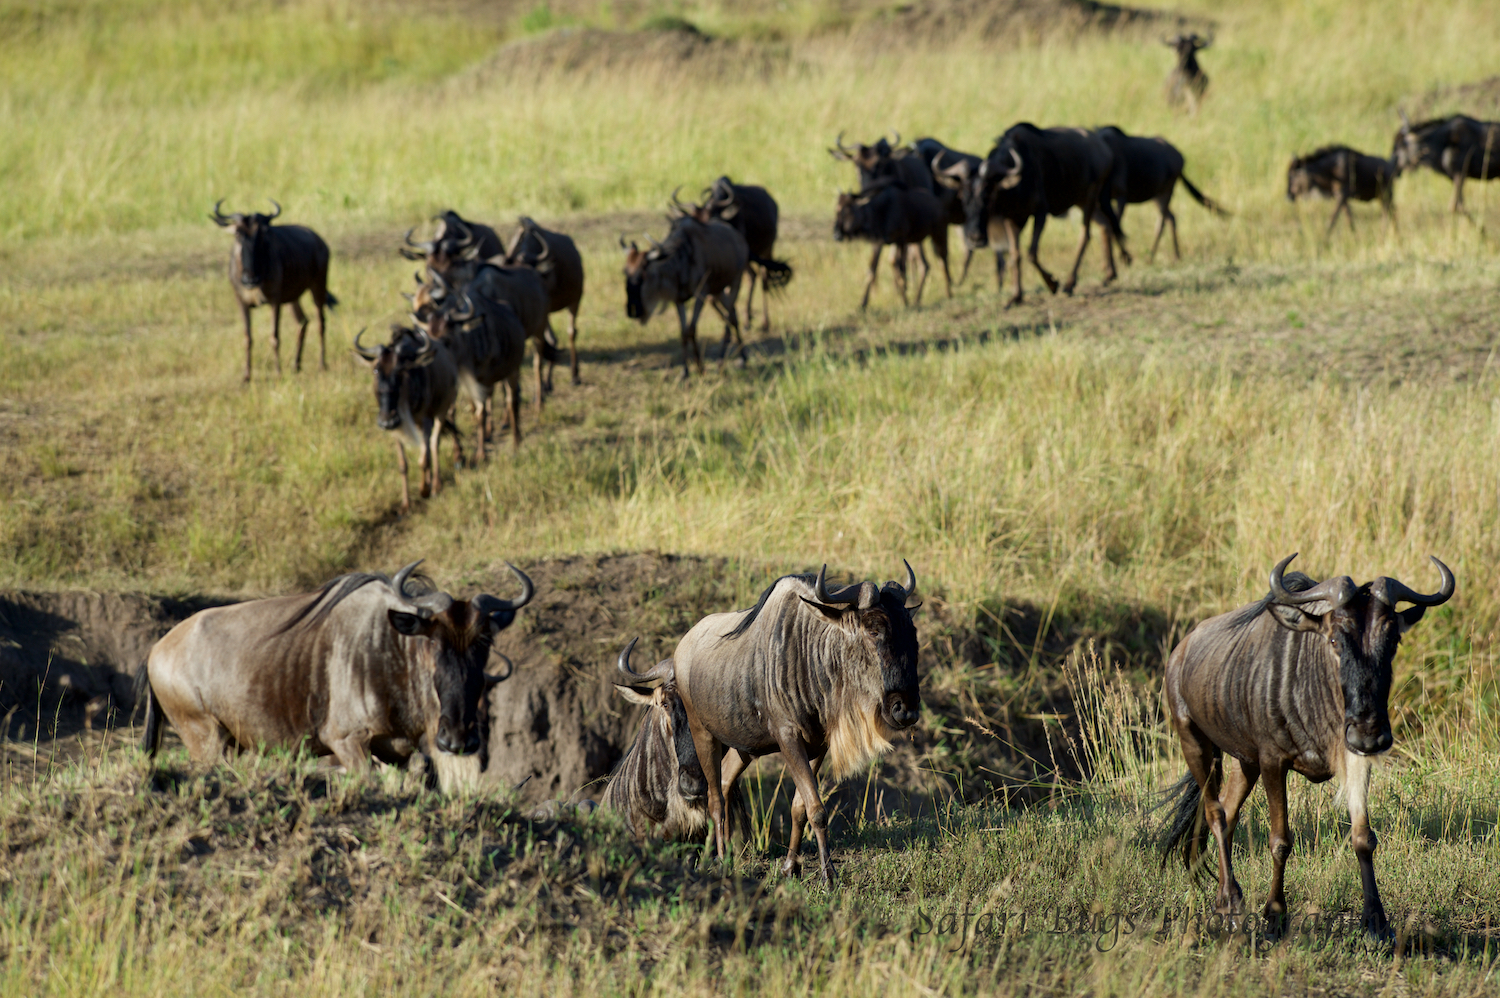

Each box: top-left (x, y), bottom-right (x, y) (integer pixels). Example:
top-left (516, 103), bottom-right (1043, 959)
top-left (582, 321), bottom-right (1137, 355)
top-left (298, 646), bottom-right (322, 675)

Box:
top-left (1286, 145), bottom-right (1396, 236)
top-left (621, 208), bottom-right (750, 379)
top-left (934, 123), bottom-right (1130, 306)
top-left (415, 287), bottom-right (530, 456)
top-left (136, 560), bottom-right (533, 772)
top-left (701, 178), bottom-right (794, 333)
top-left (1094, 126), bottom-right (1228, 261)
top-left (1392, 113), bottom-right (1500, 218)
top-left (1165, 33), bottom-right (1211, 113)
top-left (833, 182), bottom-right (951, 309)
top-left (401, 210), bottom-right (505, 271)
top-left (675, 563), bottom-right (920, 884)
top-left (601, 637), bottom-right (749, 840)
top-left (499, 217), bottom-right (586, 388)
top-left (1161, 554), bottom-right (1454, 939)
top-left (210, 200), bottom-right (338, 382)
top-left (353, 324), bottom-right (462, 513)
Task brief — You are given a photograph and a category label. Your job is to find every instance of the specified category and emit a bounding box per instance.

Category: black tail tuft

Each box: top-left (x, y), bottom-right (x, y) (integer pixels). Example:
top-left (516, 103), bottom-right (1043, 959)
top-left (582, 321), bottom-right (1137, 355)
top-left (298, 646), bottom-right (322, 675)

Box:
top-left (132, 664), bottom-right (163, 756)
top-left (1179, 175), bottom-right (1229, 217)
top-left (324, 291), bottom-right (340, 309)
top-left (752, 257), bottom-right (794, 294)
top-left (536, 335), bottom-right (564, 365)
top-left (1158, 771), bottom-right (1209, 872)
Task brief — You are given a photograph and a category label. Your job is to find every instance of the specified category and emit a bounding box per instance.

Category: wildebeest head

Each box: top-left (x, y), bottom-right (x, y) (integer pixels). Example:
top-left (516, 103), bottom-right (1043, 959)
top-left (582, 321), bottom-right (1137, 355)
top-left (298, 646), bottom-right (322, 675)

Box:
top-left (614, 638), bottom-right (708, 805)
top-left (1165, 33), bottom-right (1210, 72)
top-left (1286, 157), bottom-right (1314, 202)
top-left (830, 132), bottom-right (901, 187)
top-left (210, 198), bottom-right (282, 288)
top-left (1390, 112), bottom-right (1447, 177)
top-left (1265, 553), bottom-right (1454, 757)
top-left (832, 189), bottom-right (875, 242)
top-left (353, 325), bottom-right (441, 433)
top-left (619, 231), bottom-right (683, 323)
top-left (402, 211), bottom-right (486, 272)
top-left (934, 145), bottom-right (1023, 250)
top-left (703, 177), bottom-right (740, 220)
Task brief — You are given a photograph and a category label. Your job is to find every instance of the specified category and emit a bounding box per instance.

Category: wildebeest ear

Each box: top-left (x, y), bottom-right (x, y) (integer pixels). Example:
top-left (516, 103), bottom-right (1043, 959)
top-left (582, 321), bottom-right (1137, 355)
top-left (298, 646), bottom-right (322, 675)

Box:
top-left (1397, 604), bottom-right (1428, 632)
top-left (719, 204), bottom-right (739, 220)
top-left (486, 608), bottom-right (517, 632)
top-left (798, 595), bottom-right (848, 621)
top-left (1267, 603), bottom-right (1324, 632)
top-left (536, 259), bottom-right (555, 274)
top-left (388, 610), bottom-right (433, 636)
top-left (613, 684), bottom-right (656, 705)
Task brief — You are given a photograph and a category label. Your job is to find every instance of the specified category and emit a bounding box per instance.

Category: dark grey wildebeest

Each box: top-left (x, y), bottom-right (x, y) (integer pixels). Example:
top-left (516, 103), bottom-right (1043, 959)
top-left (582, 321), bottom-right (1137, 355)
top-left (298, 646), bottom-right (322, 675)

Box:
top-left (701, 178), bottom-right (794, 333)
top-left (833, 182), bottom-right (951, 309)
top-left (675, 563), bottom-right (920, 884)
top-left (402, 210), bottom-right (505, 271)
top-left (1094, 126), bottom-right (1227, 261)
top-left (912, 137), bottom-right (989, 283)
top-left (621, 212), bottom-right (749, 379)
top-left (353, 325), bottom-right (462, 514)
top-left (935, 123), bottom-right (1129, 306)
top-left (499, 217), bottom-right (586, 389)
top-left (210, 200), bottom-right (338, 382)
top-left (416, 288), bottom-right (536, 457)
top-left (1161, 553), bottom-right (1454, 938)
top-left (1165, 33), bottom-right (1211, 113)
top-left (1287, 145), bottom-right (1396, 235)
top-left (1392, 113), bottom-right (1500, 219)
top-left (829, 132), bottom-right (935, 193)
top-left (136, 560), bottom-right (532, 777)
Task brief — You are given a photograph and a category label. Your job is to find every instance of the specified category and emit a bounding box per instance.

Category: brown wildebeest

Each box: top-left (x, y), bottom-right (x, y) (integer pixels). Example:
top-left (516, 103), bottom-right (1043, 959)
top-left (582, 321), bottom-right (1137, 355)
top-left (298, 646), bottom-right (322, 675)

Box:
top-left (675, 563), bottom-right (920, 884)
top-left (210, 200), bottom-right (338, 382)
top-left (833, 182), bottom-right (951, 309)
top-left (600, 638), bottom-right (749, 840)
top-left (1165, 33), bottom-right (1211, 113)
top-left (352, 325), bottom-right (462, 513)
top-left (1392, 112), bottom-right (1500, 218)
top-left (1094, 126), bottom-right (1228, 261)
top-left (621, 209), bottom-right (749, 379)
top-left (701, 177), bottom-right (794, 332)
top-left (135, 561), bottom-right (533, 771)
top-left (1286, 145), bottom-right (1396, 236)
top-left (401, 210), bottom-right (505, 270)
top-left (1161, 553), bottom-right (1454, 939)
top-left (500, 217), bottom-right (586, 388)
top-left (935, 123), bottom-right (1130, 306)
top-left (416, 288), bottom-right (535, 457)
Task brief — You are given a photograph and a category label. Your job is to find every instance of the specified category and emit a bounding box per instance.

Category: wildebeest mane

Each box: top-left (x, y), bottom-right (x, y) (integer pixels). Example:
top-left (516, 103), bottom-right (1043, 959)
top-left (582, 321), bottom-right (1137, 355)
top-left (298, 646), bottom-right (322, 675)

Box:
top-left (721, 573), bottom-right (815, 639)
top-left (1292, 145), bottom-right (1356, 167)
top-left (1223, 570), bottom-right (1320, 629)
top-left (274, 569), bottom-right (438, 635)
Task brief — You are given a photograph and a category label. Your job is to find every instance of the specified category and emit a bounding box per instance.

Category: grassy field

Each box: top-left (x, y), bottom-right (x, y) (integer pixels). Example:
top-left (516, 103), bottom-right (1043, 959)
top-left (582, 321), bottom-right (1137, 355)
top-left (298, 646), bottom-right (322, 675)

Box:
top-left (5, 0), bottom-right (1500, 993)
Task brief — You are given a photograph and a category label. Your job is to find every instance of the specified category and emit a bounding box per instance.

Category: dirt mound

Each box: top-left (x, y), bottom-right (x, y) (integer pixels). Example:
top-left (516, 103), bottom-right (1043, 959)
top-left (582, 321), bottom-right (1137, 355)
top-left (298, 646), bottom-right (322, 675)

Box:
top-left (479, 23), bottom-right (795, 83)
top-left (852, 0), bottom-right (1193, 47)
top-left (1409, 76), bottom-right (1500, 121)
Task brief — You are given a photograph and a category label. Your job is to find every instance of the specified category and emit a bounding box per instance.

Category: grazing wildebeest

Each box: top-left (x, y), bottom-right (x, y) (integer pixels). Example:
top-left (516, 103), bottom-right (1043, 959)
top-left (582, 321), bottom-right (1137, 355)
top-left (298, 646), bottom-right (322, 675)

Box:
top-left (675, 563), bottom-right (920, 884)
top-left (401, 210), bottom-right (505, 270)
top-left (1161, 553), bottom-right (1454, 938)
top-left (1392, 113), bottom-right (1500, 218)
top-left (416, 288), bottom-right (530, 456)
top-left (1165, 33), bottom-right (1211, 113)
top-left (600, 638), bottom-right (749, 840)
top-left (500, 217), bottom-right (586, 388)
top-left (135, 560), bottom-right (533, 772)
top-left (1094, 126), bottom-right (1227, 261)
top-left (701, 177), bottom-right (795, 332)
top-left (353, 325), bottom-right (462, 513)
top-left (833, 182), bottom-right (951, 309)
top-left (1286, 145), bottom-right (1396, 236)
top-left (621, 211), bottom-right (749, 379)
top-left (210, 200), bottom-right (338, 382)
top-left (934, 123), bottom-right (1130, 306)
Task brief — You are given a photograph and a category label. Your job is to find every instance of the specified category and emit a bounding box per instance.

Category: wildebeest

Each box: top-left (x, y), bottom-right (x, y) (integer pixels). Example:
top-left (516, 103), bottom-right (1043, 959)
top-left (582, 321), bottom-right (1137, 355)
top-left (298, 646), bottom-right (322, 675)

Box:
top-left (1286, 145), bottom-right (1396, 235)
top-left (1094, 126), bottom-right (1227, 261)
top-left (401, 210), bottom-right (505, 270)
top-left (1161, 553), bottom-right (1454, 938)
top-left (1392, 113), bottom-right (1500, 217)
top-left (601, 637), bottom-right (749, 840)
top-left (1165, 33), bottom-right (1211, 113)
top-left (833, 183), bottom-right (951, 309)
top-left (416, 288), bottom-right (529, 456)
top-left (499, 217), bottom-right (586, 388)
top-left (210, 200), bottom-right (338, 382)
top-left (913, 138), bottom-right (988, 283)
top-left (675, 563), bottom-right (920, 884)
top-left (934, 123), bottom-right (1130, 306)
top-left (135, 560), bottom-right (533, 772)
top-left (621, 211), bottom-right (749, 379)
top-left (829, 132), bottom-right (935, 193)
top-left (353, 325), bottom-right (462, 513)
top-left (701, 177), bottom-right (794, 333)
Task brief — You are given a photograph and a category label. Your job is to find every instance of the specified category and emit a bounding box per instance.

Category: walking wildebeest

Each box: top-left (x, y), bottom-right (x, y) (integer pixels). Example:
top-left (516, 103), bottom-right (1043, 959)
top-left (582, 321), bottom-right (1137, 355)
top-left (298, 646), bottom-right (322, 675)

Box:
top-left (912, 138), bottom-right (989, 283)
top-left (500, 217), bottom-right (586, 388)
top-left (415, 288), bottom-right (530, 456)
top-left (675, 563), bottom-right (920, 884)
top-left (210, 200), bottom-right (338, 382)
top-left (1094, 126), bottom-right (1227, 261)
top-left (601, 637), bottom-right (749, 840)
top-left (1286, 145), bottom-right (1396, 236)
top-left (701, 177), bottom-right (794, 333)
top-left (401, 210), bottom-right (505, 270)
top-left (1165, 33), bottom-right (1211, 113)
top-left (135, 560), bottom-right (533, 773)
top-left (934, 123), bottom-right (1130, 306)
top-left (1392, 113), bottom-right (1500, 218)
top-left (621, 211), bottom-right (749, 379)
top-left (1161, 553), bottom-right (1454, 939)
top-left (833, 182), bottom-right (951, 309)
top-left (829, 132), bottom-right (935, 193)
top-left (353, 324), bottom-right (462, 513)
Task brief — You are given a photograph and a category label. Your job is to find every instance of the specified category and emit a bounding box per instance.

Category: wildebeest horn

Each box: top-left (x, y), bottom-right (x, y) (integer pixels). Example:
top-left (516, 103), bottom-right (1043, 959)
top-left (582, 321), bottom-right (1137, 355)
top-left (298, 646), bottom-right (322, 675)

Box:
top-left (409, 312), bottom-right (431, 334)
top-left (485, 562), bottom-right (534, 611)
top-left (1268, 554), bottom-right (1356, 610)
top-left (1399, 107), bottom-right (1412, 129)
top-left (485, 653), bottom-right (515, 685)
top-left (618, 234), bottom-right (631, 250)
top-left (898, 559), bottom-right (917, 600)
top-left (265, 199), bottom-right (281, 220)
top-left (669, 185), bottom-right (693, 216)
top-left (450, 291), bottom-right (476, 324)
top-left (390, 560), bottom-right (453, 614)
top-left (1370, 556), bottom-right (1455, 608)
top-left (889, 130), bottom-right (902, 148)
top-left (616, 636), bottom-right (674, 685)
top-left (401, 228), bottom-right (436, 260)
top-left (812, 564), bottom-right (880, 610)
top-left (352, 327), bottom-right (380, 361)
top-left (1006, 149), bottom-right (1023, 175)
top-left (448, 216), bottom-right (474, 248)
top-left (209, 199), bottom-right (233, 226)
top-left (530, 228), bottom-right (551, 263)
top-left (830, 131), bottom-right (855, 161)
top-left (428, 269), bottom-right (450, 300)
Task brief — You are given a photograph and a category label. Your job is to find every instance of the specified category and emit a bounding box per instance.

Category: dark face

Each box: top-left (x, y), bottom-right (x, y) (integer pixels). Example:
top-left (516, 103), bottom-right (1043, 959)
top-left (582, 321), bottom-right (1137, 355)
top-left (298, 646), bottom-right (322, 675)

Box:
top-left (859, 590), bottom-right (922, 730)
top-left (232, 214), bottom-right (273, 287)
top-left (662, 684), bottom-right (708, 801)
top-left (369, 334), bottom-right (429, 432)
top-left (389, 600), bottom-right (515, 756)
top-left (960, 172), bottom-right (992, 249)
top-left (1286, 164), bottom-right (1310, 201)
top-left (622, 249), bottom-right (649, 321)
top-left (832, 193), bottom-right (863, 241)
top-left (1326, 597), bottom-right (1396, 756)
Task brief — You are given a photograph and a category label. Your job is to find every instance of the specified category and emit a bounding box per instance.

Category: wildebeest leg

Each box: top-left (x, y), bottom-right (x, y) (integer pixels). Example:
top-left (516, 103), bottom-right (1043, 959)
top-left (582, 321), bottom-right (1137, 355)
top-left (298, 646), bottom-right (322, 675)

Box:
top-left (958, 247), bottom-right (974, 285)
top-left (314, 294), bottom-right (328, 371)
top-left (715, 292), bottom-right (745, 369)
top-left (506, 375), bottom-right (522, 448)
top-left (1219, 758), bottom-right (1261, 922)
top-left (781, 755), bottom-right (824, 877)
top-left (1026, 216), bottom-right (1060, 297)
top-left (684, 297), bottom-right (709, 376)
top-left (1451, 173), bottom-right (1467, 216)
top-left (270, 302), bottom-right (284, 375)
top-left (567, 306), bottom-right (581, 385)
top-left (744, 266), bottom-right (758, 330)
top-left (473, 395), bottom-right (488, 464)
top-left (893, 242), bottom-right (910, 307)
top-left (1258, 761), bottom-right (1295, 925)
top-left (290, 299), bottom-right (309, 373)
top-left (1176, 721), bottom-right (1243, 912)
top-left (861, 243), bottom-right (882, 310)
top-left (239, 302), bottom-right (254, 383)
top-left (684, 712), bottom-right (729, 858)
top-left (419, 423), bottom-right (435, 500)
top-left (1063, 207), bottom-right (1094, 294)
top-left (542, 320), bottom-right (557, 394)
top-left (1345, 750), bottom-right (1391, 939)
top-left (778, 739), bottom-right (834, 884)
top-left (674, 302), bottom-right (693, 379)
top-left (325, 731), bottom-right (372, 775)
top-left (395, 440), bottom-right (411, 514)
top-left (532, 342), bottom-right (545, 418)
top-left (912, 242), bottom-right (930, 306)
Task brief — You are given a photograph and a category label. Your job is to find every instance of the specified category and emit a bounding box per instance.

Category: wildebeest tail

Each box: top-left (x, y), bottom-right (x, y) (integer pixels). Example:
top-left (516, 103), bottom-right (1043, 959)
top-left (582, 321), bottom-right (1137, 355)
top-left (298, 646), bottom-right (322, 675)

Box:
top-left (324, 291), bottom-right (340, 309)
top-left (132, 664), bottom-right (163, 757)
top-left (1158, 771), bottom-right (1209, 871)
top-left (1179, 175), bottom-right (1229, 216)
top-left (535, 335), bottom-right (564, 365)
top-left (752, 256), bottom-right (794, 294)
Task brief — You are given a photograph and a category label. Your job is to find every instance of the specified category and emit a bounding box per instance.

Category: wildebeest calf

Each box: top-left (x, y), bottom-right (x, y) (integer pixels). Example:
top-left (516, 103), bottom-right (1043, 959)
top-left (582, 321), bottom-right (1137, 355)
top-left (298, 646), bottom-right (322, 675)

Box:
top-left (833, 182), bottom-right (951, 310)
top-left (1287, 145), bottom-right (1396, 235)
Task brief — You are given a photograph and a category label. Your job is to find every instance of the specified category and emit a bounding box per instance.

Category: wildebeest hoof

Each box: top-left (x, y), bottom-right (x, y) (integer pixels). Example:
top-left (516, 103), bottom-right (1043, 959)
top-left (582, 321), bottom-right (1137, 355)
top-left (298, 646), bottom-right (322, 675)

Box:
top-left (779, 855), bottom-right (801, 878)
top-left (571, 376), bottom-right (582, 387)
top-left (1060, 283), bottom-right (1076, 296)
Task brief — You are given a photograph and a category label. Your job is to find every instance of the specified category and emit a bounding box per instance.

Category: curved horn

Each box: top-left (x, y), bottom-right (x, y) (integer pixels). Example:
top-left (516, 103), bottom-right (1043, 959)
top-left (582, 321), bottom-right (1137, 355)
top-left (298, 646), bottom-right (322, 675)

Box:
top-left (209, 198), bottom-right (233, 225)
top-left (484, 563), bottom-right (534, 611)
top-left (647, 234), bottom-right (665, 253)
top-left (392, 560), bottom-right (425, 598)
top-left (265, 199), bottom-right (281, 220)
top-left (409, 312), bottom-right (431, 334)
top-left (530, 228), bottom-right (551, 263)
top-left (899, 559), bottom-right (917, 600)
top-left (402, 228), bottom-right (436, 259)
top-left (447, 215), bottom-right (474, 248)
top-left (352, 327), bottom-right (380, 361)
top-left (1268, 554), bottom-right (1356, 609)
top-left (830, 131), bottom-right (855, 161)
top-left (1371, 556), bottom-right (1455, 608)
top-left (1006, 148), bottom-right (1023, 175)
top-left (428, 269), bottom-right (450, 300)
top-left (616, 636), bottom-right (675, 685)
top-left (889, 130), bottom-right (902, 148)
top-left (449, 290), bottom-right (476, 324)
top-left (1198, 33), bottom-right (1212, 49)
top-left (485, 653), bottom-right (515, 684)
top-left (669, 185), bottom-right (692, 216)
top-left (619, 234), bottom-right (631, 250)
top-left (812, 564), bottom-right (879, 609)
top-left (1399, 107), bottom-right (1412, 129)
